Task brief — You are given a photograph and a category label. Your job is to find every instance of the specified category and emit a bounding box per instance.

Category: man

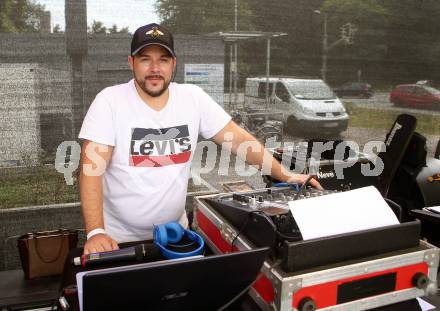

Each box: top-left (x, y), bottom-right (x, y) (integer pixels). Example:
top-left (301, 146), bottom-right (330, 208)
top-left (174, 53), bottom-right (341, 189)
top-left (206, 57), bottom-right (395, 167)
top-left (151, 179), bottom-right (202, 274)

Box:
top-left (79, 23), bottom-right (321, 255)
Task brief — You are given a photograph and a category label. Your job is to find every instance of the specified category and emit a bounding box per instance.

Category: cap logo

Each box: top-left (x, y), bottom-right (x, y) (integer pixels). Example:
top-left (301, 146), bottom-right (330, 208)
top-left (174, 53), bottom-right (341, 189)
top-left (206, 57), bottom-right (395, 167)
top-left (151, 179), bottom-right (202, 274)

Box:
top-left (146, 27), bottom-right (164, 39)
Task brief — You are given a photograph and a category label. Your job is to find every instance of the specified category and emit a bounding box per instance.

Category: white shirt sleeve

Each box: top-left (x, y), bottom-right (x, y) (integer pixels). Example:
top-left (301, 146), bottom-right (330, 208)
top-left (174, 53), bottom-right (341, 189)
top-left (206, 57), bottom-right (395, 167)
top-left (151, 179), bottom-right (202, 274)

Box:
top-left (196, 86), bottom-right (232, 139)
top-left (78, 91), bottom-right (116, 146)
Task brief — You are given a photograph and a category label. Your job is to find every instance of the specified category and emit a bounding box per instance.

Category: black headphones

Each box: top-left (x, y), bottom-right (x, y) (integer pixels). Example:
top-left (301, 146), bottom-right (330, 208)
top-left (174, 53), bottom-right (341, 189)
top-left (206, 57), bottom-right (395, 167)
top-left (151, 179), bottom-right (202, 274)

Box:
top-left (153, 222), bottom-right (204, 259)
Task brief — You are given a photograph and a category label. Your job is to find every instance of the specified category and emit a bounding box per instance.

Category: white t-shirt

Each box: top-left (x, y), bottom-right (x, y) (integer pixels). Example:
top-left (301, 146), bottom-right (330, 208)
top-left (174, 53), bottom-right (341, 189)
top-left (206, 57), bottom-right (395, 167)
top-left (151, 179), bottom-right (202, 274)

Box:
top-left (79, 80), bottom-right (231, 242)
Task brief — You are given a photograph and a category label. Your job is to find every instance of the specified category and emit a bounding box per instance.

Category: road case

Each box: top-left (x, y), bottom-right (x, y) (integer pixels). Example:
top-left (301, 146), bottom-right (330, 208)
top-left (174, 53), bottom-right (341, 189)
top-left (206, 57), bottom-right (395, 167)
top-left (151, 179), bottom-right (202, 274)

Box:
top-left (193, 191), bottom-right (439, 311)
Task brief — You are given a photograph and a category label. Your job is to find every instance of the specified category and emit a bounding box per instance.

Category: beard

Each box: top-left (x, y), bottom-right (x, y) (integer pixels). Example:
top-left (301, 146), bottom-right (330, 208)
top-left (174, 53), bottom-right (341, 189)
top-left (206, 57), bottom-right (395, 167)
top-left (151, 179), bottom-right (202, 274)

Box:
top-left (134, 73), bottom-right (171, 98)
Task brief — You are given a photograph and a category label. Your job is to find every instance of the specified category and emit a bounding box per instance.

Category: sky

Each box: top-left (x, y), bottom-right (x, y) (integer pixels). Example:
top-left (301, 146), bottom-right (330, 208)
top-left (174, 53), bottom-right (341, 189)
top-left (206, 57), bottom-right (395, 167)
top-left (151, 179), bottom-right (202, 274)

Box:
top-left (35, 0), bottom-right (159, 32)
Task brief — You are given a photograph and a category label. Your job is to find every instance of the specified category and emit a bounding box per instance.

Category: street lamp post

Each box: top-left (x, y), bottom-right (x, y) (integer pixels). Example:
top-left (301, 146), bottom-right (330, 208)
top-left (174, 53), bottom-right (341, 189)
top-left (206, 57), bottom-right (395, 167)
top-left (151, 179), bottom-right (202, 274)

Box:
top-left (265, 36), bottom-right (271, 109)
top-left (314, 10), bottom-right (357, 82)
top-left (314, 10), bottom-right (328, 81)
top-left (322, 12), bottom-right (328, 82)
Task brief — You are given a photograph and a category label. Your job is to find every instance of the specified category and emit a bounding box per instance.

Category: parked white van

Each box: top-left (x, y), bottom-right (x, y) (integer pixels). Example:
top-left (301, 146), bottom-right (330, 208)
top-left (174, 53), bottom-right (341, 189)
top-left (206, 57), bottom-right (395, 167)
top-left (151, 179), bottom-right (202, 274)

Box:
top-left (244, 77), bottom-right (349, 135)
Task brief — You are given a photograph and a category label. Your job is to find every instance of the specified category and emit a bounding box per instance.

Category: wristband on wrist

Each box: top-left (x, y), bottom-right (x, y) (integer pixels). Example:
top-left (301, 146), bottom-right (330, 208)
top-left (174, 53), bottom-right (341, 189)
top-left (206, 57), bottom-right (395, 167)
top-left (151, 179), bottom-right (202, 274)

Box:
top-left (86, 228), bottom-right (106, 240)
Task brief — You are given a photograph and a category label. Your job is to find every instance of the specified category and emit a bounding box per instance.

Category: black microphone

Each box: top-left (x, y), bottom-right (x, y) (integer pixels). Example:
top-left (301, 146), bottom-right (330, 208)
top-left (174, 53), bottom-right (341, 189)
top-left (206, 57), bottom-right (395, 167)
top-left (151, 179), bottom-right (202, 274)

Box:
top-left (73, 243), bottom-right (161, 267)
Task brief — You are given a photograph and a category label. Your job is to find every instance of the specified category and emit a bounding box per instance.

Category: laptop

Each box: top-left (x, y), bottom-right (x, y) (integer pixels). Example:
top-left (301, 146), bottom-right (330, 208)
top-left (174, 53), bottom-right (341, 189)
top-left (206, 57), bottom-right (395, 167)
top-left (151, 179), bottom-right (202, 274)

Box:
top-left (77, 247), bottom-right (269, 311)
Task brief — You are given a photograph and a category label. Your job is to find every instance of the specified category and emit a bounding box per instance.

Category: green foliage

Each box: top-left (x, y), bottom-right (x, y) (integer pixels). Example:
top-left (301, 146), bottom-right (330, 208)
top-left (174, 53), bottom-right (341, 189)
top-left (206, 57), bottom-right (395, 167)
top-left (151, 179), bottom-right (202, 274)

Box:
top-left (108, 24), bottom-right (118, 34)
top-left (0, 0), bottom-right (46, 32)
top-left (89, 20), bottom-right (107, 34)
top-left (242, 0), bottom-right (324, 78)
top-left (89, 21), bottom-right (130, 34)
top-left (323, 0), bottom-right (387, 26)
top-left (381, 1), bottom-right (440, 78)
top-left (155, 0), bottom-right (255, 34)
top-left (118, 27), bottom-right (129, 34)
top-left (108, 24), bottom-right (129, 34)
top-left (154, 0), bottom-right (440, 85)
top-left (53, 24), bottom-right (62, 33)
top-left (322, 0), bottom-right (440, 83)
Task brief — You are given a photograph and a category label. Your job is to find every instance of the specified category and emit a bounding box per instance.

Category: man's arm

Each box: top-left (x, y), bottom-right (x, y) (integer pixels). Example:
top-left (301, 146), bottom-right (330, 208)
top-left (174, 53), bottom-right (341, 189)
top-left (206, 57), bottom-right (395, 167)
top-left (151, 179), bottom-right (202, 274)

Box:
top-left (80, 140), bottom-right (119, 254)
top-left (211, 120), bottom-right (322, 189)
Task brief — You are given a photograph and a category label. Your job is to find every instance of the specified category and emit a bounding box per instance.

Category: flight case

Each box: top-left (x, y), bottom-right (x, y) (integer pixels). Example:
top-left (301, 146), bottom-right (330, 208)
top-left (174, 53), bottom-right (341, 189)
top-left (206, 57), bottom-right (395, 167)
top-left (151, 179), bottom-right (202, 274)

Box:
top-left (193, 191), bottom-right (439, 311)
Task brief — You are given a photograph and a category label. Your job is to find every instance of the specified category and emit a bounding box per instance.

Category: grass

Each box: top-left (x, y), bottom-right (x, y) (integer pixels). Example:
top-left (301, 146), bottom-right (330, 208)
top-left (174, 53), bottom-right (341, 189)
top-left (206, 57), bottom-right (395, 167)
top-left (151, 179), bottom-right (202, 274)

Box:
top-left (347, 104), bottom-right (440, 135)
top-left (0, 166), bottom-right (79, 209)
top-left (0, 166), bottom-right (211, 210)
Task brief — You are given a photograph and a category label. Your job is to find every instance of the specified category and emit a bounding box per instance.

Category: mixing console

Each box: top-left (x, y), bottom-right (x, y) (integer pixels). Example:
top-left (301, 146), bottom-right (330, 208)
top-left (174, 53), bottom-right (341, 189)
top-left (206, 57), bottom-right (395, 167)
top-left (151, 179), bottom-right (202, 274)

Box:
top-left (206, 187), bottom-right (342, 250)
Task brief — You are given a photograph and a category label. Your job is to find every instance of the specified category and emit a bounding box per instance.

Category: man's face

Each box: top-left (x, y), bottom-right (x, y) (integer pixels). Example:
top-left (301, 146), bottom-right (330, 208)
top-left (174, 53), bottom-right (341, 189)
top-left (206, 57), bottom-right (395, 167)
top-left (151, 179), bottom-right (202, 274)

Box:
top-left (128, 45), bottom-right (176, 97)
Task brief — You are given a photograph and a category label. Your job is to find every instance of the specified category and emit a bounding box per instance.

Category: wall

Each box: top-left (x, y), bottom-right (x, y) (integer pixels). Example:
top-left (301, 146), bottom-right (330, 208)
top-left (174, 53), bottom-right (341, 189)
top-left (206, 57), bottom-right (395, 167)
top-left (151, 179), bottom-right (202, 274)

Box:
top-left (0, 64), bottom-right (72, 165)
top-left (0, 33), bottom-right (225, 165)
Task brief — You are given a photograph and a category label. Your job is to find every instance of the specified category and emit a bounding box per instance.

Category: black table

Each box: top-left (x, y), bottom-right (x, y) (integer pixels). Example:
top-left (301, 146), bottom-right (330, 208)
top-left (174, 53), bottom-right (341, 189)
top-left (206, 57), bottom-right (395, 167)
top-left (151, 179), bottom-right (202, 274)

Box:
top-left (0, 269), bottom-right (60, 310)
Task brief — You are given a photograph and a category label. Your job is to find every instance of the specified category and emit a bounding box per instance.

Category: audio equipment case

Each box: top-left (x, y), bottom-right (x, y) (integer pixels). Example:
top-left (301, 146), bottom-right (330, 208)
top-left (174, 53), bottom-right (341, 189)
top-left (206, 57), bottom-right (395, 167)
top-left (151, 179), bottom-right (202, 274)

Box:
top-left (193, 192), bottom-right (440, 311)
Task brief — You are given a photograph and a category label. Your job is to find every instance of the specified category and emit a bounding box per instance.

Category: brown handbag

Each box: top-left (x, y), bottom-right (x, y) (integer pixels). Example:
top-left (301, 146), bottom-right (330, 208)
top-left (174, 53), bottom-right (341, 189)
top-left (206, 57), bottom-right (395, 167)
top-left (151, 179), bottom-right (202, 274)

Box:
top-left (17, 229), bottom-right (78, 279)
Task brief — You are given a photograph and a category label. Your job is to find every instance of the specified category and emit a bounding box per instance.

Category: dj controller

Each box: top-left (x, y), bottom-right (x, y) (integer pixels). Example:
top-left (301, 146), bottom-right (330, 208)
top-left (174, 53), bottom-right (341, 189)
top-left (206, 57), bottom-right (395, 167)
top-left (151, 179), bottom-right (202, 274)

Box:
top-left (203, 185), bottom-right (424, 274)
top-left (206, 187), bottom-right (340, 248)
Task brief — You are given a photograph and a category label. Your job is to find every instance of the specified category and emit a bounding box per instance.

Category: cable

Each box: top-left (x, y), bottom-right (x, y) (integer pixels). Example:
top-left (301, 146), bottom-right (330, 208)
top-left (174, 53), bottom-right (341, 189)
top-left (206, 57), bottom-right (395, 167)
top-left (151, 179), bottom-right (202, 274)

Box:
top-left (217, 279), bottom-right (257, 311)
top-left (230, 210), bottom-right (264, 253)
top-left (276, 229), bottom-right (301, 242)
top-left (294, 175), bottom-right (315, 200)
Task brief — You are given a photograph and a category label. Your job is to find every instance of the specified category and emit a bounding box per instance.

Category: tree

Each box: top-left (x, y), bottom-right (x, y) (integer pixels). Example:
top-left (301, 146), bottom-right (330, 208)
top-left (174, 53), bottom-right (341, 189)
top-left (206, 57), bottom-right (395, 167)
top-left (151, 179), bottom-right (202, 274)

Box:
top-left (244, 0), bottom-right (324, 77)
top-left (0, 0), bottom-right (47, 32)
top-left (155, 0), bottom-right (255, 34)
top-left (53, 24), bottom-right (62, 33)
top-left (155, 0), bottom-right (260, 88)
top-left (322, 0), bottom-right (387, 28)
top-left (108, 24), bottom-right (118, 34)
top-left (317, 0), bottom-right (389, 82)
top-left (108, 24), bottom-right (130, 34)
top-left (153, 0), bottom-right (440, 85)
top-left (89, 20), bottom-right (107, 34)
top-left (321, 0), bottom-right (440, 83)
top-left (118, 26), bottom-right (129, 34)
top-left (381, 0), bottom-right (440, 82)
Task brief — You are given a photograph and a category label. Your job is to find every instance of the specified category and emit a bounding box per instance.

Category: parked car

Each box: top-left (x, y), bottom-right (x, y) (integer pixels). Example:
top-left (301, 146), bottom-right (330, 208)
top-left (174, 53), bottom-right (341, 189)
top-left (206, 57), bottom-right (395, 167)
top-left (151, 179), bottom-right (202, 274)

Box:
top-left (389, 84), bottom-right (440, 110)
top-left (244, 77), bottom-right (348, 136)
top-left (416, 79), bottom-right (434, 87)
top-left (333, 82), bottom-right (373, 98)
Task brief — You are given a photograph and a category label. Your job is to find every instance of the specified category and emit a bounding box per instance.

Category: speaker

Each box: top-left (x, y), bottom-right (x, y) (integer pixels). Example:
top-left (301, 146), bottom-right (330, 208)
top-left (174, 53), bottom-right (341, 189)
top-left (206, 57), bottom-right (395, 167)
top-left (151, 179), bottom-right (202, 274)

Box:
top-left (153, 222), bottom-right (204, 259)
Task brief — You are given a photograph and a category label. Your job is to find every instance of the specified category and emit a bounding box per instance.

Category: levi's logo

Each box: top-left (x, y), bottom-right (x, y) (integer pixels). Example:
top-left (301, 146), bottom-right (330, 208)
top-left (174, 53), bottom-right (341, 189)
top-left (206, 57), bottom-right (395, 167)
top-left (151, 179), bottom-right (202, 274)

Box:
top-left (129, 125), bottom-right (192, 167)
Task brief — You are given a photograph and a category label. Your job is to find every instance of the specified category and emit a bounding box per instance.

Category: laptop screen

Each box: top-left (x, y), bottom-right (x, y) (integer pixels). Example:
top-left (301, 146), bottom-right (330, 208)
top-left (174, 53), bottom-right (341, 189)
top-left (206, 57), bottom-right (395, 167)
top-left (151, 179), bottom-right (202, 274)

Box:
top-left (81, 247), bottom-right (269, 311)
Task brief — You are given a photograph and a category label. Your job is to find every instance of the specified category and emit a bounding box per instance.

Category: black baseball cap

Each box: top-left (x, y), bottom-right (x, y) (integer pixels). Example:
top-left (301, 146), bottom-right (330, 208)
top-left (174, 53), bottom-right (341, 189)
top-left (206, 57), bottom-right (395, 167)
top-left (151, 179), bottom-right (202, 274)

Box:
top-left (131, 23), bottom-right (175, 57)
